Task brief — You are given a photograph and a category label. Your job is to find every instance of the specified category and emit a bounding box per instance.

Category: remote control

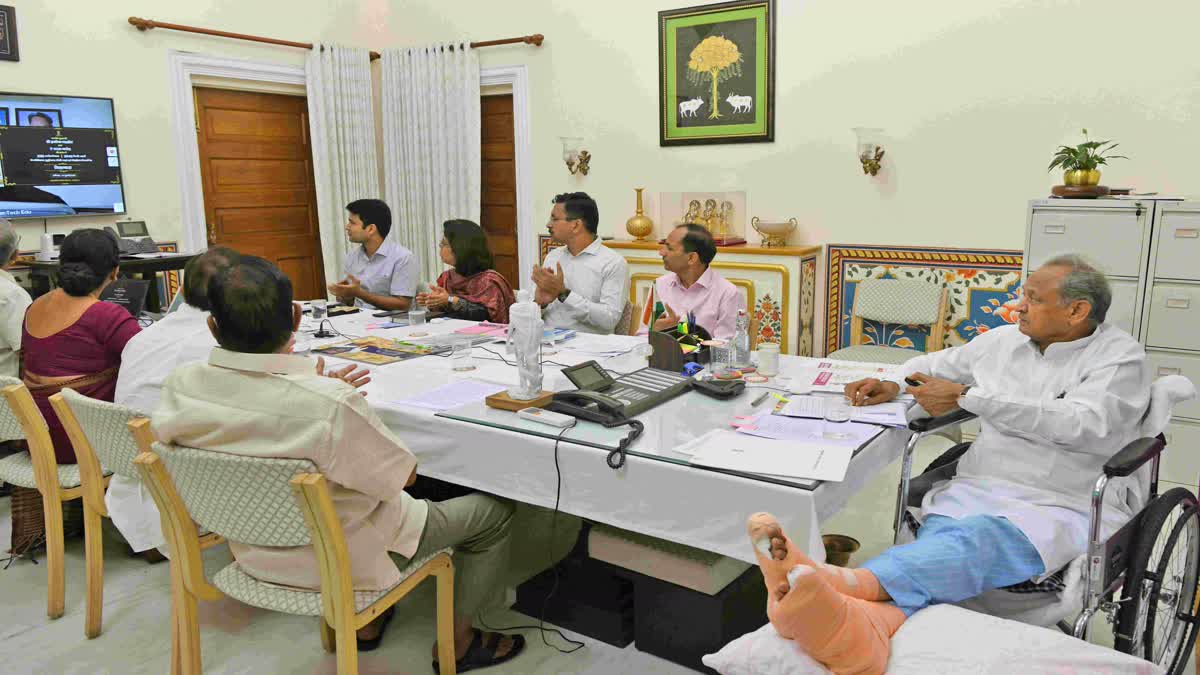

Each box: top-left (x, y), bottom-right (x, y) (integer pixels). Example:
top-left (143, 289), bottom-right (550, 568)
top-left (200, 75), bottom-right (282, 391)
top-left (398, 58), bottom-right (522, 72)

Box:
top-left (517, 407), bottom-right (577, 428)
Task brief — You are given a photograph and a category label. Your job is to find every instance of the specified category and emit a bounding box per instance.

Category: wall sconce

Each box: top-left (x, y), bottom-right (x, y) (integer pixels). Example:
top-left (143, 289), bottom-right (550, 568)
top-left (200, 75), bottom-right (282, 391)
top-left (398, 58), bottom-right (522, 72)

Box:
top-left (560, 136), bottom-right (591, 176)
top-left (853, 127), bottom-right (885, 176)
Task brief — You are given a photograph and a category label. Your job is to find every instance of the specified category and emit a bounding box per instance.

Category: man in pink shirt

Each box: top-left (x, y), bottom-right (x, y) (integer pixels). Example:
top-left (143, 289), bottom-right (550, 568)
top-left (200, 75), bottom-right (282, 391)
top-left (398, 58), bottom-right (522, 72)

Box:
top-left (653, 224), bottom-right (745, 339)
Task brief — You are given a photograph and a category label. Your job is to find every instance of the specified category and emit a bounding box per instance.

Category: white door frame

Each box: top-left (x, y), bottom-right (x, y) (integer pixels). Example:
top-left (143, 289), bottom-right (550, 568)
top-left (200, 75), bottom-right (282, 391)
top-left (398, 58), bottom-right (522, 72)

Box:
top-left (167, 51), bottom-right (536, 280)
top-left (167, 50), bottom-right (306, 253)
top-left (480, 64), bottom-right (535, 287)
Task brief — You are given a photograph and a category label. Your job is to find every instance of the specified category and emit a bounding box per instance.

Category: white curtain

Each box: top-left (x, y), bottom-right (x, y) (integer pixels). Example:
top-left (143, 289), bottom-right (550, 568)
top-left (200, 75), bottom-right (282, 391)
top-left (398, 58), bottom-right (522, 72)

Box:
top-left (381, 42), bottom-right (481, 286)
top-left (306, 44), bottom-right (379, 288)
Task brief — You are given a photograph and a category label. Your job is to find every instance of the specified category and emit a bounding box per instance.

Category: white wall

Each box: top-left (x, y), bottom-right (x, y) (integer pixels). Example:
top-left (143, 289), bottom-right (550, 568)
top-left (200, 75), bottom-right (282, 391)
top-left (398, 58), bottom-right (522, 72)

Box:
top-left (7, 0), bottom-right (1200, 255)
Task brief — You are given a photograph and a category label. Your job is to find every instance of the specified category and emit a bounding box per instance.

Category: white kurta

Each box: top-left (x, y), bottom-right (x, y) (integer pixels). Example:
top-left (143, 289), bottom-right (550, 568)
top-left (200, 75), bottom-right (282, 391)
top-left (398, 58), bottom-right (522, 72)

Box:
top-left (889, 323), bottom-right (1151, 574)
top-left (109, 304), bottom-right (216, 552)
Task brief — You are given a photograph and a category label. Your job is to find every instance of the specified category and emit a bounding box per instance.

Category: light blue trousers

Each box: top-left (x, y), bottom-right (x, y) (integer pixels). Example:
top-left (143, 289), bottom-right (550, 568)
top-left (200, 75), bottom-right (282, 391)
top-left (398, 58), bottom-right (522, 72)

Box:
top-left (861, 514), bottom-right (1045, 616)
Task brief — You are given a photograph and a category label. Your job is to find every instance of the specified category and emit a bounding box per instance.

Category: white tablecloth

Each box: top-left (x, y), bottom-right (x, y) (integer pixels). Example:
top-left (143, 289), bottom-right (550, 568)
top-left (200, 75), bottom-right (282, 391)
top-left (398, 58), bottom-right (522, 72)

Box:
top-left (302, 312), bottom-right (911, 564)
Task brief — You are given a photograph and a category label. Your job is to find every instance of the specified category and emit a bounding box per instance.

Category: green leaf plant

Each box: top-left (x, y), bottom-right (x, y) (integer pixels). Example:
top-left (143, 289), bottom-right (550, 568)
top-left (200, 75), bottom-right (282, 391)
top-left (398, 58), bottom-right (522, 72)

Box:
top-left (1047, 128), bottom-right (1129, 172)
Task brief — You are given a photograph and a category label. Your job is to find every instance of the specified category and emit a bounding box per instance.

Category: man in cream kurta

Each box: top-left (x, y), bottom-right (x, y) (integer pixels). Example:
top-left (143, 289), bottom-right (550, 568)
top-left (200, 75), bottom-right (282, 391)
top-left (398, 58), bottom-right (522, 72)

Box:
top-left (154, 255), bottom-right (524, 665)
top-left (841, 254), bottom-right (1151, 616)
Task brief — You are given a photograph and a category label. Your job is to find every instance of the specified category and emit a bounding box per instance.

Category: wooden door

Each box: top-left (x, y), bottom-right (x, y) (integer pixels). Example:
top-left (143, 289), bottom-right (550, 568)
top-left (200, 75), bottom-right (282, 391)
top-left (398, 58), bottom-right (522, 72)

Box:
top-left (194, 87), bottom-right (326, 299)
top-left (480, 94), bottom-right (518, 288)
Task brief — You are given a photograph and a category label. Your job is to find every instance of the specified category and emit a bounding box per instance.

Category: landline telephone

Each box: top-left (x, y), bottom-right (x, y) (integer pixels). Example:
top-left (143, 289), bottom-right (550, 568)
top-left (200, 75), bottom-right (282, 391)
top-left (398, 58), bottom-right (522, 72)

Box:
top-left (106, 222), bottom-right (160, 255)
top-left (546, 390), bottom-right (645, 469)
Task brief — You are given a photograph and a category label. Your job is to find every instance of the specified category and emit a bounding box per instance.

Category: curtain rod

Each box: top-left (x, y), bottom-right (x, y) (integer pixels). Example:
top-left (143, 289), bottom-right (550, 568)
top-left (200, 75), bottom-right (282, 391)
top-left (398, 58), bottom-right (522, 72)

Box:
top-left (127, 17), bottom-right (544, 60)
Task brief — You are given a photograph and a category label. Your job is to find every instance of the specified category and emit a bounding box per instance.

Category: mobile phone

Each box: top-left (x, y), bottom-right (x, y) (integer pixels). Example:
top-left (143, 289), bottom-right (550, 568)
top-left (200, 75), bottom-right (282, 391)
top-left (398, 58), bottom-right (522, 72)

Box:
top-left (904, 376), bottom-right (921, 387)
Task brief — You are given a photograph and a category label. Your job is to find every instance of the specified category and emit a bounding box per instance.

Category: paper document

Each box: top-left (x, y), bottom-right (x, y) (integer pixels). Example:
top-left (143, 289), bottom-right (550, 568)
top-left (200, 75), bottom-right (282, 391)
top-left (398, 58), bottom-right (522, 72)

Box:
top-left (778, 395), bottom-right (909, 427)
top-left (394, 380), bottom-right (509, 412)
top-left (454, 322), bottom-right (508, 335)
top-left (688, 431), bottom-right (853, 482)
top-left (734, 413), bottom-right (879, 446)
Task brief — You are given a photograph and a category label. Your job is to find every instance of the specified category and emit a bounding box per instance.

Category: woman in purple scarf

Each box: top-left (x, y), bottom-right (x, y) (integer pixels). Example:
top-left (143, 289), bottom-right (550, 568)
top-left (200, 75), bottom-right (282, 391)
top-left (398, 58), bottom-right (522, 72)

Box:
top-left (417, 220), bottom-right (516, 323)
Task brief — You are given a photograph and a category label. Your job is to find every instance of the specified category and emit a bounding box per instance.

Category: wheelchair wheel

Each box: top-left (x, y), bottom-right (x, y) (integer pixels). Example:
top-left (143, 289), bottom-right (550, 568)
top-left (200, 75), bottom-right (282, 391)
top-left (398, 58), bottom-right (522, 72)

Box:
top-left (1115, 487), bottom-right (1200, 674)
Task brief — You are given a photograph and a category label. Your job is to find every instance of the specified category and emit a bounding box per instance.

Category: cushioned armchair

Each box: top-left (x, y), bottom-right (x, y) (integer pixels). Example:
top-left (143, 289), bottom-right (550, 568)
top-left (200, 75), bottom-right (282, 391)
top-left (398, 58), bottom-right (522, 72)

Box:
top-left (827, 279), bottom-right (948, 365)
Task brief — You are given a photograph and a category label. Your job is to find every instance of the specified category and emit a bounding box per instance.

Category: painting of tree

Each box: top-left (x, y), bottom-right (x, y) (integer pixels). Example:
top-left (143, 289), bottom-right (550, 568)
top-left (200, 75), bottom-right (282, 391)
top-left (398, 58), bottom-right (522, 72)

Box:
top-left (686, 35), bottom-right (743, 120)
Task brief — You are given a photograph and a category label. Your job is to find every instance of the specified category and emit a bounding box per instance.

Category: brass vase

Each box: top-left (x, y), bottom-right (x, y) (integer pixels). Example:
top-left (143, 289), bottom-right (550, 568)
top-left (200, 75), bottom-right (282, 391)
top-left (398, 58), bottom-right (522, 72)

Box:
top-left (1064, 169), bottom-right (1101, 186)
top-left (625, 188), bottom-right (654, 241)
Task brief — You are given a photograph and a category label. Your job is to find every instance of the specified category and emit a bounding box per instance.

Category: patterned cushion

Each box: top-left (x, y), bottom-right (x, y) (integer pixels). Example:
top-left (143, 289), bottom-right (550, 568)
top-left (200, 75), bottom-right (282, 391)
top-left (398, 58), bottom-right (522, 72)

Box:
top-left (158, 445), bottom-right (316, 547)
top-left (827, 344), bottom-right (923, 365)
top-left (212, 546), bottom-right (453, 616)
top-left (0, 450), bottom-right (111, 489)
top-left (615, 301), bottom-right (635, 336)
top-left (59, 389), bottom-right (145, 480)
top-left (0, 375), bottom-right (25, 443)
top-left (855, 279), bottom-right (944, 325)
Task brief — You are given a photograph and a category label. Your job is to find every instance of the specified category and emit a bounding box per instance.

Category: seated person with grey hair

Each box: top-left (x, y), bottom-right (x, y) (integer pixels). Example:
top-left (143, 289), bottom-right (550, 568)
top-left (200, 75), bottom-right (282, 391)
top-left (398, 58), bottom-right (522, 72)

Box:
top-left (746, 255), bottom-right (1152, 674)
top-left (0, 218), bottom-right (32, 379)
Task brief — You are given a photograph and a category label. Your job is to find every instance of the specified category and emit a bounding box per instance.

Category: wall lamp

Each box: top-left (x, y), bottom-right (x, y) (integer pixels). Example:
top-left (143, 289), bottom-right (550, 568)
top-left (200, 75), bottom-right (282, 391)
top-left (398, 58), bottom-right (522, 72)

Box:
top-left (853, 127), bottom-right (885, 176)
top-left (560, 136), bottom-right (591, 176)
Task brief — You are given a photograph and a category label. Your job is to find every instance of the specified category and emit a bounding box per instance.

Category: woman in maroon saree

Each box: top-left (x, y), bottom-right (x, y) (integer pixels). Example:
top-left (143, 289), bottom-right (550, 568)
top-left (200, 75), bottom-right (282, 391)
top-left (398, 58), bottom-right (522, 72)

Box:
top-left (21, 229), bottom-right (141, 465)
top-left (417, 219), bottom-right (516, 323)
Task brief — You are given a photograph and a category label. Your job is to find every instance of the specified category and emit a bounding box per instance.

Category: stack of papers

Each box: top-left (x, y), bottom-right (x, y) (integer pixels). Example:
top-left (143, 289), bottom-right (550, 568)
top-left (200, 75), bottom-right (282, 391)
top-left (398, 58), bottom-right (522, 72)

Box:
top-left (563, 334), bottom-right (642, 357)
top-left (733, 413), bottom-right (881, 446)
top-left (777, 395), bottom-right (909, 427)
top-left (687, 430), bottom-right (853, 482)
top-left (393, 380), bottom-right (509, 411)
top-left (801, 361), bottom-right (896, 393)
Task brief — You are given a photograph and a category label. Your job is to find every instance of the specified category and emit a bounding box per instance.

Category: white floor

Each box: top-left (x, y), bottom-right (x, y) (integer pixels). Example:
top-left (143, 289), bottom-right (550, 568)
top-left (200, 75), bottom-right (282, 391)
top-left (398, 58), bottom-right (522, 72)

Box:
top-left (0, 436), bottom-right (1192, 673)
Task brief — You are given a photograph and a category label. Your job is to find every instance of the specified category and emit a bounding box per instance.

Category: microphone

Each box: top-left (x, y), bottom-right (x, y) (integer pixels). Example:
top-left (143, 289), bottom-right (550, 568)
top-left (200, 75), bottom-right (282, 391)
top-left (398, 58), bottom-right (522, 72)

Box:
top-left (313, 320), bottom-right (335, 339)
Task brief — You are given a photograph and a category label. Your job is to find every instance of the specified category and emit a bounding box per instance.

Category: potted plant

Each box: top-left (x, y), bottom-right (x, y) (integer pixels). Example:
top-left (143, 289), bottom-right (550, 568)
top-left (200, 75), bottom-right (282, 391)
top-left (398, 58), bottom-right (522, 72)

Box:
top-left (1047, 128), bottom-right (1128, 186)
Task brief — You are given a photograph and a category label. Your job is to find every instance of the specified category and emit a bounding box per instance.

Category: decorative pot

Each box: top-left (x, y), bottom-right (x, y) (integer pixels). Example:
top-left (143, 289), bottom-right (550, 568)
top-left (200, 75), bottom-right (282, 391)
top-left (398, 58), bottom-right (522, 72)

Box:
top-left (625, 188), bottom-right (654, 241)
top-left (751, 217), bottom-right (797, 247)
top-left (822, 534), bottom-right (860, 567)
top-left (1064, 169), bottom-right (1101, 186)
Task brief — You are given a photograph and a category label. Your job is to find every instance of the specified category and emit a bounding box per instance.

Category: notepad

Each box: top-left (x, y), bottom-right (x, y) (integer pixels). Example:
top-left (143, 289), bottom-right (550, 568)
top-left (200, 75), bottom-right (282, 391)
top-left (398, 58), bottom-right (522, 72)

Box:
top-left (688, 431), bottom-right (852, 482)
top-left (454, 322), bottom-right (508, 335)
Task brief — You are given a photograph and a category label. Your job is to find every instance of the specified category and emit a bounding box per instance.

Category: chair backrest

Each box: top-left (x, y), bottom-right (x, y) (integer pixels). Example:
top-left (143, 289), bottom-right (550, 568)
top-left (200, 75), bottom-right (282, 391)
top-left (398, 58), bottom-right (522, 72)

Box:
top-left (155, 442), bottom-right (316, 547)
top-left (615, 300), bottom-right (635, 336)
top-left (851, 279), bottom-right (949, 352)
top-left (1, 377), bottom-right (63, 492)
top-left (0, 375), bottom-right (23, 443)
top-left (56, 389), bottom-right (144, 479)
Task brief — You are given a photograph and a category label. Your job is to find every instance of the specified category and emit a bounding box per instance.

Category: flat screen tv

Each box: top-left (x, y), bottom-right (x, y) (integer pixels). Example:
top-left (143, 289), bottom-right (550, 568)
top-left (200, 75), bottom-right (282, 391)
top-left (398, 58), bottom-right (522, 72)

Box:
top-left (0, 92), bottom-right (127, 219)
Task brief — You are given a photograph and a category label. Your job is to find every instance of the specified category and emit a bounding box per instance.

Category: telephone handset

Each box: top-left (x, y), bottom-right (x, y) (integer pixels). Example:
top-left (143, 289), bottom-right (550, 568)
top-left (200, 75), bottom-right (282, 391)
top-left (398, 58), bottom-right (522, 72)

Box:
top-left (546, 390), bottom-right (644, 469)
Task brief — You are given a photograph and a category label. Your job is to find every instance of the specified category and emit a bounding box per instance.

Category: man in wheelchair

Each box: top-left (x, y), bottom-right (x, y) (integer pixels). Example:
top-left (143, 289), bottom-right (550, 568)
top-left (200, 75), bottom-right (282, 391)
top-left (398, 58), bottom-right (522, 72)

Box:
top-left (748, 254), bottom-right (1163, 674)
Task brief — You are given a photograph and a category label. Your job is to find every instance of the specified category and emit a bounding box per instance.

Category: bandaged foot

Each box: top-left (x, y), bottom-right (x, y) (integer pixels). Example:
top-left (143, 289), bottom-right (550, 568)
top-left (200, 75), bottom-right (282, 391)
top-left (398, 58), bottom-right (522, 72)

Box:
top-left (747, 512), bottom-right (888, 601)
top-left (771, 565), bottom-right (905, 675)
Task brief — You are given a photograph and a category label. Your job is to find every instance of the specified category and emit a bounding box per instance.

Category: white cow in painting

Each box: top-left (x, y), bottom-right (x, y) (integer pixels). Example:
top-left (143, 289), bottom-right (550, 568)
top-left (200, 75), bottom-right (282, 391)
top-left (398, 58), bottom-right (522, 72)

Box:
top-left (678, 97), bottom-right (704, 118)
top-left (726, 94), bottom-right (752, 113)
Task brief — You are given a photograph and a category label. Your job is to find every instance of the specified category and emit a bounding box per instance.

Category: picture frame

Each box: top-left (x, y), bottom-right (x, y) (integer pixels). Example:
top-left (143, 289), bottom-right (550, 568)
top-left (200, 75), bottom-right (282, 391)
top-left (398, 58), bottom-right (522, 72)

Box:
top-left (658, 0), bottom-right (775, 146)
top-left (16, 108), bottom-right (62, 127)
top-left (0, 5), bottom-right (17, 63)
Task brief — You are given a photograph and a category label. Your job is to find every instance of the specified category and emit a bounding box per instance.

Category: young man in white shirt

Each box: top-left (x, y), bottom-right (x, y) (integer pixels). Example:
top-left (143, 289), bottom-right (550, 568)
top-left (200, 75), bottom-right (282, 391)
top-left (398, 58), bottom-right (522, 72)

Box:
top-left (0, 218), bottom-right (31, 379)
top-left (747, 255), bottom-right (1152, 674)
top-left (533, 192), bottom-right (629, 334)
top-left (156, 256), bottom-right (523, 669)
top-left (328, 199), bottom-right (417, 311)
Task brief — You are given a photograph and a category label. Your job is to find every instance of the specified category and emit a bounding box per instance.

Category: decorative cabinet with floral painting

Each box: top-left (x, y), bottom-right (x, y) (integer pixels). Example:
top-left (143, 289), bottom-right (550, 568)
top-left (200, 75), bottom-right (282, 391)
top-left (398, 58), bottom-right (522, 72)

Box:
top-left (538, 237), bottom-right (820, 356)
top-left (1027, 198), bottom-right (1200, 492)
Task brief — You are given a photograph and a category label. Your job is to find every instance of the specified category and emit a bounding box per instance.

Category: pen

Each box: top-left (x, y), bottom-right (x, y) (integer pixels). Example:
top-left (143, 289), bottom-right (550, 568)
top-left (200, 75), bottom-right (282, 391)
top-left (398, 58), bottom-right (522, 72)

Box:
top-left (770, 392), bottom-right (790, 403)
top-left (752, 391), bottom-right (771, 407)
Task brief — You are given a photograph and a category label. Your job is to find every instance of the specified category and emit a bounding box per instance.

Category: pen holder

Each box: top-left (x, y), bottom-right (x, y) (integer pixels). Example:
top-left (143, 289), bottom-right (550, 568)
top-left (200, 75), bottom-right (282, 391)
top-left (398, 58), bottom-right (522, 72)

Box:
top-left (648, 326), bottom-right (713, 373)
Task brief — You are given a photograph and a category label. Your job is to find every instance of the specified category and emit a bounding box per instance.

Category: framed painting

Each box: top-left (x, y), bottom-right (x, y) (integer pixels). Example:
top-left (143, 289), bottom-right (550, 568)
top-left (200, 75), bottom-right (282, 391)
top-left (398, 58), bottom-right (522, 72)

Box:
top-left (0, 6), bottom-right (16, 62)
top-left (658, 0), bottom-right (775, 146)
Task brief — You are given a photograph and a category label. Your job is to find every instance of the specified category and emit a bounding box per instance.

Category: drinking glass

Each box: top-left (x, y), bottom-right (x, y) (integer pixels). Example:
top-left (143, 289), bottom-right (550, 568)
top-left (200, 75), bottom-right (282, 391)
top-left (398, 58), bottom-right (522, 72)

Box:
top-left (310, 299), bottom-right (327, 320)
top-left (408, 307), bottom-right (427, 326)
top-left (451, 337), bottom-right (476, 372)
top-left (822, 395), bottom-right (854, 440)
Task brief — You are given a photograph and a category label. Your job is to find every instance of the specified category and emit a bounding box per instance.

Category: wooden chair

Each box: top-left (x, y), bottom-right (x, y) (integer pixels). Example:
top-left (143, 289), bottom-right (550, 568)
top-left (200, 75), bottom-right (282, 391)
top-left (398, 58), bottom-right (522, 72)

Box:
top-left (0, 376), bottom-right (108, 621)
top-left (615, 300), bottom-right (636, 336)
top-left (827, 278), bottom-right (949, 364)
top-left (128, 418), bottom-right (456, 675)
top-left (50, 389), bottom-right (224, 638)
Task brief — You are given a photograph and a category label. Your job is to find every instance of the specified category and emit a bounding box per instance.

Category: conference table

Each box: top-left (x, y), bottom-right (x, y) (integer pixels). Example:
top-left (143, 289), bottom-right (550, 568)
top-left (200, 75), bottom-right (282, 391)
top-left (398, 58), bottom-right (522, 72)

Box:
top-left (301, 310), bottom-right (913, 565)
top-left (24, 252), bottom-right (196, 312)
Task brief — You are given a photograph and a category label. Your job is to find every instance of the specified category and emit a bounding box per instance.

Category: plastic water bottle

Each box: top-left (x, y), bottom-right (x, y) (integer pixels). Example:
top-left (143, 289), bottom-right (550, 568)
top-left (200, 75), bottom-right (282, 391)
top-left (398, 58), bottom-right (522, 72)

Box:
top-left (507, 289), bottom-right (544, 400)
top-left (731, 309), bottom-right (752, 368)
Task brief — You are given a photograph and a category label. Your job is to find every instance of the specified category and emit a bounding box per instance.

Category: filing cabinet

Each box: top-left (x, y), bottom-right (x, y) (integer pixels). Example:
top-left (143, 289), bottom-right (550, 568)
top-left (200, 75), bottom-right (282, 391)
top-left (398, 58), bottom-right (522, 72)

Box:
top-left (1026, 199), bottom-right (1200, 487)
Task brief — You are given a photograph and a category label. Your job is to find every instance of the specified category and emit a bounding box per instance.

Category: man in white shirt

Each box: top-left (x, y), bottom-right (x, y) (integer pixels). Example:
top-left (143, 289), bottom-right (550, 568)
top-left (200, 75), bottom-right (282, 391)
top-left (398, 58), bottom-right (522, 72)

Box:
top-left (156, 255), bottom-right (523, 668)
top-left (0, 218), bottom-right (32, 379)
top-left (746, 255), bottom-right (1152, 674)
top-left (328, 199), bottom-right (417, 311)
top-left (108, 247), bottom-right (238, 555)
top-left (533, 192), bottom-right (629, 334)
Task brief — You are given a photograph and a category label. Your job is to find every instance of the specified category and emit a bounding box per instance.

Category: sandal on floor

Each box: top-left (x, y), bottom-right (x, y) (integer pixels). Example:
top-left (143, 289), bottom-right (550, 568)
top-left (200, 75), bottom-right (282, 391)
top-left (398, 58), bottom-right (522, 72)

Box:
top-left (431, 628), bottom-right (526, 674)
top-left (356, 607), bottom-right (395, 652)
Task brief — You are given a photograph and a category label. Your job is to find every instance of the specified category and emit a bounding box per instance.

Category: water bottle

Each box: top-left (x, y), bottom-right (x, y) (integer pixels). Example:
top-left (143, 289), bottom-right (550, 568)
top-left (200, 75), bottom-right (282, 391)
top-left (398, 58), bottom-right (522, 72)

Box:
top-left (732, 309), bottom-right (752, 368)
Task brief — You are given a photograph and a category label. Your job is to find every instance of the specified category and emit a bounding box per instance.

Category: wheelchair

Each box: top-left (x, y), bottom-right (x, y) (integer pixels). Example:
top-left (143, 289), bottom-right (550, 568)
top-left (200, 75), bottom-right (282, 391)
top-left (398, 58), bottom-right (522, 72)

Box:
top-left (894, 409), bottom-right (1200, 675)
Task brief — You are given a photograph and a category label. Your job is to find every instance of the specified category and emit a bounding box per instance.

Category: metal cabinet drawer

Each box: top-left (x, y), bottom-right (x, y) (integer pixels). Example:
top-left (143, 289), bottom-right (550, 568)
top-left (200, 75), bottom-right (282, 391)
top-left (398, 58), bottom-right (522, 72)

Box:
top-left (1146, 283), bottom-right (1200, 351)
top-left (1028, 208), bottom-right (1143, 277)
top-left (1160, 420), bottom-right (1200, 488)
top-left (1154, 208), bottom-right (1200, 281)
top-left (1105, 277), bottom-right (1138, 337)
top-left (1147, 350), bottom-right (1200, 421)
